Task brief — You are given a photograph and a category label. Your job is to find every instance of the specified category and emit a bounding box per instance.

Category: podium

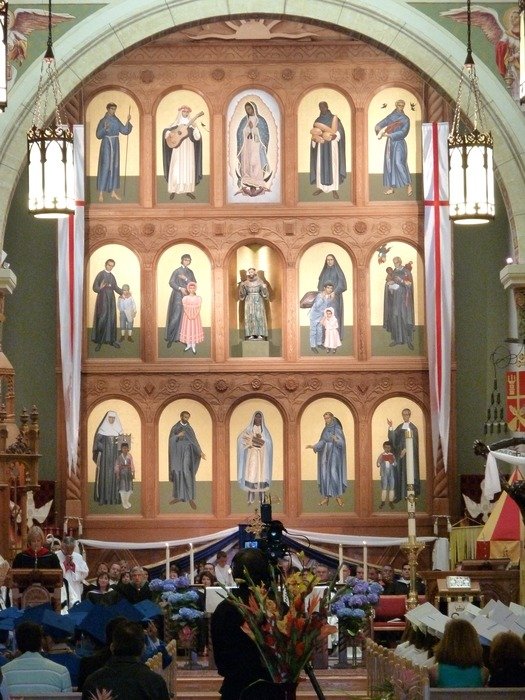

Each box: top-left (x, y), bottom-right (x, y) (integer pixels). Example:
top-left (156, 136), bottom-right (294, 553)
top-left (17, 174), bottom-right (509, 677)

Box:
top-left (435, 576), bottom-right (482, 617)
top-left (7, 568), bottom-right (63, 612)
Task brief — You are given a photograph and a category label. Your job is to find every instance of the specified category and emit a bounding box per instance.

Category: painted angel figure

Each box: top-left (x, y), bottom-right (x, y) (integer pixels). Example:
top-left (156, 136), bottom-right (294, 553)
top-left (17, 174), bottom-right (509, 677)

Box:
top-left (7, 7), bottom-right (74, 88)
top-left (441, 5), bottom-right (520, 101)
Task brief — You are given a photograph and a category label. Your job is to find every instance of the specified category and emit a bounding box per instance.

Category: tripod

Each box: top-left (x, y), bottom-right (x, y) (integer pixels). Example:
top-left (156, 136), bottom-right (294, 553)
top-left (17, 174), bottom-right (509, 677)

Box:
top-left (304, 661), bottom-right (325, 700)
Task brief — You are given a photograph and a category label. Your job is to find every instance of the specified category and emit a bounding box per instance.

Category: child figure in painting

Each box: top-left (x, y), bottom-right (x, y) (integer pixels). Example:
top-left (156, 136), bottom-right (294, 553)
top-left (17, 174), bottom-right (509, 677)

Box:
top-left (114, 441), bottom-right (135, 509)
top-left (376, 440), bottom-right (396, 509)
top-left (118, 284), bottom-right (137, 342)
top-left (321, 307), bottom-right (341, 354)
top-left (179, 281), bottom-right (204, 355)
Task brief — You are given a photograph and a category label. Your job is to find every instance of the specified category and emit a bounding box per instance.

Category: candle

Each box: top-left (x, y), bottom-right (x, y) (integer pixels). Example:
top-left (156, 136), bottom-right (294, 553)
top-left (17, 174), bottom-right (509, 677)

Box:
top-left (408, 517), bottom-right (416, 538)
top-left (189, 543), bottom-right (195, 582)
top-left (405, 430), bottom-right (415, 485)
top-left (165, 543), bottom-right (170, 579)
top-left (363, 541), bottom-right (368, 580)
top-left (338, 544), bottom-right (343, 582)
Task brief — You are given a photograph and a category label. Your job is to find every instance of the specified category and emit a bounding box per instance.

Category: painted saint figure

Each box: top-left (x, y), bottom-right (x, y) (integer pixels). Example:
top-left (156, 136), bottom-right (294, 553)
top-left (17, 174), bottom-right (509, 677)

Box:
top-left (306, 411), bottom-right (347, 507)
top-left (93, 411), bottom-right (125, 506)
top-left (309, 283), bottom-right (335, 353)
top-left (383, 256), bottom-right (414, 349)
top-left (387, 408), bottom-right (420, 502)
top-left (179, 281), bottom-right (204, 355)
top-left (374, 100), bottom-right (412, 196)
top-left (316, 254), bottom-right (347, 340)
top-left (95, 102), bottom-right (132, 202)
top-left (239, 268), bottom-right (269, 340)
top-left (321, 307), bottom-right (341, 354)
top-left (165, 254), bottom-right (196, 348)
top-left (237, 411), bottom-right (273, 505)
top-left (310, 101), bottom-right (346, 199)
top-left (168, 411), bottom-right (206, 510)
top-left (235, 101), bottom-right (272, 196)
top-left (91, 258), bottom-right (123, 351)
top-left (162, 105), bottom-right (203, 200)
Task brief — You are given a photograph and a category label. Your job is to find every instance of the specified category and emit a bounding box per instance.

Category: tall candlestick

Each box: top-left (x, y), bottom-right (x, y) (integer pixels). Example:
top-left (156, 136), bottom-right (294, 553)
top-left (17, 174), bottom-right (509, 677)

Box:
top-left (406, 430), bottom-right (415, 484)
top-left (363, 541), bottom-right (368, 580)
top-left (165, 543), bottom-right (170, 579)
top-left (189, 543), bottom-right (195, 582)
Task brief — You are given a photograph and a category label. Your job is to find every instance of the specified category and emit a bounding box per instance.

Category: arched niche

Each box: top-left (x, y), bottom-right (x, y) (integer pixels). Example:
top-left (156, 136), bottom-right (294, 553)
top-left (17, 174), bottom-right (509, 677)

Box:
top-left (86, 400), bottom-right (142, 515)
top-left (156, 244), bottom-right (212, 359)
top-left (155, 90), bottom-right (210, 204)
top-left (228, 243), bottom-right (282, 358)
top-left (297, 88), bottom-right (352, 202)
top-left (298, 243), bottom-right (353, 357)
top-left (85, 91), bottom-right (140, 204)
top-left (371, 399), bottom-right (427, 513)
top-left (229, 399), bottom-right (283, 515)
top-left (299, 398), bottom-right (355, 513)
top-left (369, 241), bottom-right (425, 356)
top-left (86, 244), bottom-right (141, 359)
top-left (158, 399), bottom-right (213, 515)
top-left (226, 89), bottom-right (281, 203)
top-left (367, 88), bottom-right (422, 201)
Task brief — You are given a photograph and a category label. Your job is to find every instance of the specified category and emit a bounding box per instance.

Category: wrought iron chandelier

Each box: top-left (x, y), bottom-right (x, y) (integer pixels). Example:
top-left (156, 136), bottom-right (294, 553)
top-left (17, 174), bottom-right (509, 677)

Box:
top-left (27, 0), bottom-right (74, 218)
top-left (448, 0), bottom-right (495, 225)
top-left (0, 1), bottom-right (7, 112)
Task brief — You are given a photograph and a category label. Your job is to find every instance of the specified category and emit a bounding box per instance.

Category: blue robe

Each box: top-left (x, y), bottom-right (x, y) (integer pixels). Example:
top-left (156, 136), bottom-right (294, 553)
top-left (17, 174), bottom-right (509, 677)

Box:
top-left (375, 109), bottom-right (411, 188)
top-left (312, 417), bottom-right (347, 498)
top-left (96, 113), bottom-right (132, 192)
top-left (317, 257), bottom-right (347, 340)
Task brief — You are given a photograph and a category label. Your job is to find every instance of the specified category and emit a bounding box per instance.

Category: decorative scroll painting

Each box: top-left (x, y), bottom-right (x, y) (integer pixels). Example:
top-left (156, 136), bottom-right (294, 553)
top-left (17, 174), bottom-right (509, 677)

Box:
top-left (368, 88), bottom-right (421, 201)
top-left (158, 399), bottom-right (213, 514)
top-left (229, 244), bottom-right (282, 358)
top-left (156, 90), bottom-right (210, 204)
top-left (86, 91), bottom-right (140, 204)
top-left (227, 90), bottom-right (281, 203)
top-left (157, 244), bottom-right (212, 359)
top-left (86, 245), bottom-right (141, 359)
top-left (371, 399), bottom-right (427, 512)
top-left (86, 400), bottom-right (142, 515)
top-left (297, 88), bottom-right (352, 202)
top-left (369, 240), bottom-right (425, 356)
top-left (299, 243), bottom-right (353, 357)
top-left (229, 399), bottom-right (283, 516)
top-left (300, 399), bottom-right (355, 513)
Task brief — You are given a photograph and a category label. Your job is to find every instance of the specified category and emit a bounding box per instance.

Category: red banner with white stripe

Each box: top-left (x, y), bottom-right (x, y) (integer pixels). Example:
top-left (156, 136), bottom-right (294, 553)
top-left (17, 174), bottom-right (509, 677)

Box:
top-left (423, 122), bottom-right (452, 471)
top-left (58, 125), bottom-right (84, 475)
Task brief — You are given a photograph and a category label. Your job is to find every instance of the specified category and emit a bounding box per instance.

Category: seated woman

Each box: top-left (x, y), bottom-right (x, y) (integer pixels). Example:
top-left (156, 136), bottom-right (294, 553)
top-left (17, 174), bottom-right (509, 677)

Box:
top-left (488, 631), bottom-right (525, 687)
top-left (429, 618), bottom-right (488, 688)
top-left (85, 571), bottom-right (118, 605)
top-left (12, 526), bottom-right (61, 569)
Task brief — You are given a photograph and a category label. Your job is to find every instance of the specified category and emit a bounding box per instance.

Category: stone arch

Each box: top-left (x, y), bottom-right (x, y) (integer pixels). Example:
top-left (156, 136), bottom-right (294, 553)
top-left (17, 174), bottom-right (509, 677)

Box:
top-left (1, 1), bottom-right (523, 253)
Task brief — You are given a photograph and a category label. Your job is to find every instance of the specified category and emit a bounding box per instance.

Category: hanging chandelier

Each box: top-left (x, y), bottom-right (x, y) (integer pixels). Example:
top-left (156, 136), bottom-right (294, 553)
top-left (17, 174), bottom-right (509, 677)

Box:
top-left (27, 0), bottom-right (74, 218)
top-left (0, 1), bottom-right (7, 112)
top-left (448, 0), bottom-right (495, 225)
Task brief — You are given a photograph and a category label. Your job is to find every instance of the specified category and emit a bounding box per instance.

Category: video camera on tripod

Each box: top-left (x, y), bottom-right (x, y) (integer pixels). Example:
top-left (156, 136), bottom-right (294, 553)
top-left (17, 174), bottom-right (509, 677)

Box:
top-left (259, 501), bottom-right (287, 565)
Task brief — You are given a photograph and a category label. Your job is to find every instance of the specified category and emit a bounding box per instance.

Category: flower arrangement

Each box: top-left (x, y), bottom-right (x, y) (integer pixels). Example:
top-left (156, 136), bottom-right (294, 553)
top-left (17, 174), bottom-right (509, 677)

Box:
top-left (330, 576), bottom-right (382, 636)
top-left (225, 567), bottom-right (337, 684)
top-left (149, 575), bottom-right (204, 642)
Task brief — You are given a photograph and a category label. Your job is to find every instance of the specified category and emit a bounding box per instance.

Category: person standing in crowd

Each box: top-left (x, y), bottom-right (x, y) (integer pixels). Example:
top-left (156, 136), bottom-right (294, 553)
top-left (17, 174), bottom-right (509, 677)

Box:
top-left (238, 268), bottom-right (269, 340)
top-left (214, 551), bottom-right (234, 587)
top-left (310, 101), bottom-right (346, 199)
top-left (95, 102), bottom-right (132, 202)
top-left (237, 410), bottom-right (273, 505)
top-left (211, 549), bottom-right (273, 699)
top-left (374, 99), bottom-right (412, 196)
top-left (91, 258), bottom-right (123, 351)
top-left (306, 411), bottom-right (347, 507)
top-left (387, 407), bottom-right (420, 501)
top-left (162, 105), bottom-right (203, 200)
top-left (92, 411), bottom-right (126, 506)
top-left (57, 535), bottom-right (89, 609)
top-left (12, 526), bottom-right (61, 569)
top-left (165, 254), bottom-right (196, 348)
top-left (168, 410), bottom-right (205, 509)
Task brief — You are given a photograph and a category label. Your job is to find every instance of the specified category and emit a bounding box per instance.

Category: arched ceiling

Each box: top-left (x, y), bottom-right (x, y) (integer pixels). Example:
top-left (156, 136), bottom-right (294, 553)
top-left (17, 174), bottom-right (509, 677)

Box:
top-left (0, 0), bottom-right (523, 254)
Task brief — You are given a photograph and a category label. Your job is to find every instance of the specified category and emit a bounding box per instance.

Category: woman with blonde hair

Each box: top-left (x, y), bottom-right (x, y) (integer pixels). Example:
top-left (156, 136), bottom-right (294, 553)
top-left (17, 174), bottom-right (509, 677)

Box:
top-left (12, 526), bottom-right (61, 569)
top-left (429, 618), bottom-right (488, 687)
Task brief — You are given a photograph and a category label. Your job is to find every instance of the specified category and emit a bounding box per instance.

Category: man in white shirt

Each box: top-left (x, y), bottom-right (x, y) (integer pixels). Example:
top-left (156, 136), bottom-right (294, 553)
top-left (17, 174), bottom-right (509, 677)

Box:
top-left (57, 536), bottom-right (89, 609)
top-left (214, 551), bottom-right (234, 587)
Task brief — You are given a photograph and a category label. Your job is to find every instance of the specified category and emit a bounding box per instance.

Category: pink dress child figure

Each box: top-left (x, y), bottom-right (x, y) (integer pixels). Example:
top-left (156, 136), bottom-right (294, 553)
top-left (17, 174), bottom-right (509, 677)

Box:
top-left (179, 282), bottom-right (204, 354)
top-left (321, 307), bottom-right (342, 354)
